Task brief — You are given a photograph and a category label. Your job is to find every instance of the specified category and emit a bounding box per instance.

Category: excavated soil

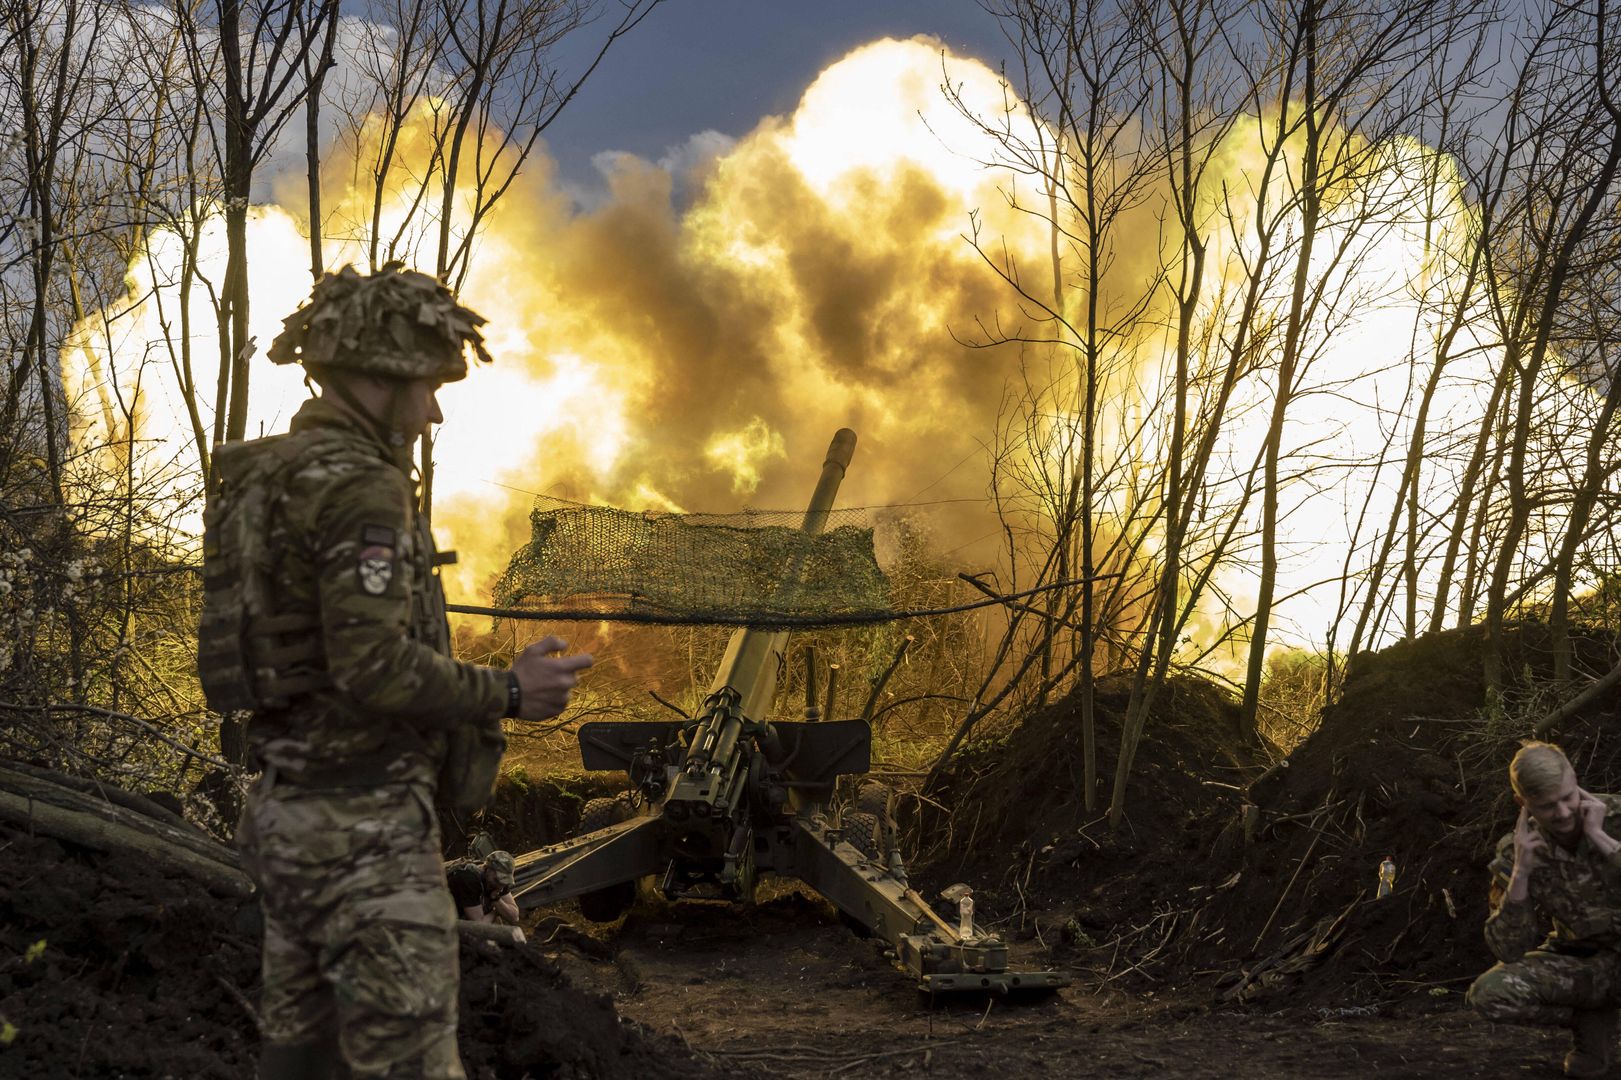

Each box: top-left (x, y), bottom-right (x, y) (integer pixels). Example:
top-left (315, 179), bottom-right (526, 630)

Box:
top-left (0, 815), bottom-right (1578, 1078)
top-left (925, 621), bottom-right (1621, 1010)
top-left (0, 824), bottom-right (727, 1080)
top-left (921, 673), bottom-right (1254, 934)
top-left (1187, 622), bottom-right (1621, 1007)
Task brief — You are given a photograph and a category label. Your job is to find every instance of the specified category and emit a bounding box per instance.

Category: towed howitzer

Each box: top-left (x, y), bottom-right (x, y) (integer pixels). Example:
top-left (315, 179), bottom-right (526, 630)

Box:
top-left (510, 429), bottom-right (1067, 994)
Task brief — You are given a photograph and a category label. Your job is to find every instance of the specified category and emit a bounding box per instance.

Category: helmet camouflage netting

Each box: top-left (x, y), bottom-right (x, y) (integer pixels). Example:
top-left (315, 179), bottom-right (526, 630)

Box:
top-left (267, 261), bottom-right (493, 382)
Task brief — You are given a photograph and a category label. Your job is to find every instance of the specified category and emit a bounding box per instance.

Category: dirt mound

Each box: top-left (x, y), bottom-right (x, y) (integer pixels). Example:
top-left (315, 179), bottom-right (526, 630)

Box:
top-left (0, 812), bottom-right (727, 1079)
top-left (922, 674), bottom-right (1258, 932)
top-left (920, 623), bottom-right (1621, 1007)
top-left (1186, 622), bottom-right (1621, 1006)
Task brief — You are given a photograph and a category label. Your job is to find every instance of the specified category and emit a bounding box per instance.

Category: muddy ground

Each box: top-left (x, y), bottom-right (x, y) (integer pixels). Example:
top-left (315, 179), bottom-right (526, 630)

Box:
top-left (3, 619), bottom-right (1619, 1077)
top-left (0, 820), bottom-right (1573, 1079)
top-left (543, 895), bottom-right (1567, 1079)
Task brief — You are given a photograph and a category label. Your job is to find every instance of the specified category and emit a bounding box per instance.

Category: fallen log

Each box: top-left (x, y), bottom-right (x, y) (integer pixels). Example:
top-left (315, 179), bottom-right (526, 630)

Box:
top-left (0, 763), bottom-right (241, 874)
top-left (1, 759), bottom-right (196, 833)
top-left (1536, 656), bottom-right (1621, 736)
top-left (0, 788), bottom-right (251, 897)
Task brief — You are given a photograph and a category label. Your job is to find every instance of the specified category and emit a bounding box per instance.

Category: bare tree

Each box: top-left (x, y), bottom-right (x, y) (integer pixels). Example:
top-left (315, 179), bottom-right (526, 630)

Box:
top-left (1476, 0), bottom-right (1621, 694)
top-left (0, 0), bottom-right (128, 499)
top-left (1236, 0), bottom-right (1484, 737)
top-left (178, 0), bottom-right (335, 451)
top-left (959, 0), bottom-right (1160, 810)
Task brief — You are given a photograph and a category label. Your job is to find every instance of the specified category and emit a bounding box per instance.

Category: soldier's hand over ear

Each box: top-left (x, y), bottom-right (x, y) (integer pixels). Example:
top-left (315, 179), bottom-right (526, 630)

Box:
top-left (1577, 789), bottom-right (1620, 857)
top-left (1512, 806), bottom-right (1546, 875)
top-left (1578, 788), bottom-right (1609, 839)
top-left (510, 635), bottom-right (594, 721)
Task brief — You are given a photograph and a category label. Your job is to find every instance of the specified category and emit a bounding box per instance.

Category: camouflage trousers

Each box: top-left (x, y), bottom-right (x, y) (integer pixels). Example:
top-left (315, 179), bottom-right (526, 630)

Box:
top-left (238, 777), bottom-right (465, 1079)
top-left (1467, 947), bottom-right (1621, 1027)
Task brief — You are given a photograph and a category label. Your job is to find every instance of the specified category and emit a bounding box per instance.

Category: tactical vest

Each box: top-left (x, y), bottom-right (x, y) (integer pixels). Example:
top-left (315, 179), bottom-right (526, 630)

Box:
top-left (198, 434), bottom-right (342, 713)
top-left (414, 514), bottom-right (507, 816)
top-left (200, 428), bottom-right (504, 812)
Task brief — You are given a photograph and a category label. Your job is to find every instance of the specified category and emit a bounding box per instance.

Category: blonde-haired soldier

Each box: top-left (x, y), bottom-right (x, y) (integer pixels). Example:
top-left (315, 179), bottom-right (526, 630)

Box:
top-left (1468, 741), bottom-right (1621, 1078)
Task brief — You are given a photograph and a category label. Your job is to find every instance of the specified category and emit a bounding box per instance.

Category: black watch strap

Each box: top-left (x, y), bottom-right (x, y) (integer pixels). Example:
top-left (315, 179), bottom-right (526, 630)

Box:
top-left (503, 671), bottom-right (522, 719)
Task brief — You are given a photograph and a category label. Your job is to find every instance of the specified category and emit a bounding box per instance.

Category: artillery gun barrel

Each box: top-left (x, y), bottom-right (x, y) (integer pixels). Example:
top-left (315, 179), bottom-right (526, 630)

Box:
top-left (677, 429), bottom-right (856, 787)
top-left (705, 427), bottom-right (856, 714)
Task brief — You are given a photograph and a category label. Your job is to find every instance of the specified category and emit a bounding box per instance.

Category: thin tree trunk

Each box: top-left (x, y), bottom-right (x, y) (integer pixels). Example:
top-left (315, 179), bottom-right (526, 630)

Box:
top-left (1240, 6), bottom-right (1321, 738)
top-left (1549, 358), bottom-right (1621, 682)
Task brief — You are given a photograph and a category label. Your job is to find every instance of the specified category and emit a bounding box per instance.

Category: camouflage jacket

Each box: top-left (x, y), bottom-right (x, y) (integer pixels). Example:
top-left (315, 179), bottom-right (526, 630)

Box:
top-left (243, 395), bottom-right (505, 788)
top-left (1484, 792), bottom-right (1621, 962)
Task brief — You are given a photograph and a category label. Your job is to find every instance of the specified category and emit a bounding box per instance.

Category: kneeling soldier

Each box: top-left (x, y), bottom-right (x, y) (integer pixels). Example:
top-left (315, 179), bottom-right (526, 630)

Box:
top-left (1468, 741), bottom-right (1621, 1078)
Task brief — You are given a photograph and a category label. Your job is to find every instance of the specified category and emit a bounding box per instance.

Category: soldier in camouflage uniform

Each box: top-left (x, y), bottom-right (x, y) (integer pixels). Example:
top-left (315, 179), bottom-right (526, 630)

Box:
top-left (218, 264), bottom-right (593, 1080)
top-left (1468, 741), bottom-right (1621, 1078)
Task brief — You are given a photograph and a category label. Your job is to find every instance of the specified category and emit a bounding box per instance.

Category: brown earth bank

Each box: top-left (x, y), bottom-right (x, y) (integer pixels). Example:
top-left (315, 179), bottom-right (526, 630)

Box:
top-left (2, 619), bottom-right (1619, 1077)
top-left (923, 620), bottom-right (1621, 1009)
top-left (0, 823), bottom-right (728, 1080)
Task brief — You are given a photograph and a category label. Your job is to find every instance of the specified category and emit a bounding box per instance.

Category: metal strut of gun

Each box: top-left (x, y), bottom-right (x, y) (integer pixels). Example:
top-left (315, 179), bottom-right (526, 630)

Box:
top-left (508, 429), bottom-right (1068, 994)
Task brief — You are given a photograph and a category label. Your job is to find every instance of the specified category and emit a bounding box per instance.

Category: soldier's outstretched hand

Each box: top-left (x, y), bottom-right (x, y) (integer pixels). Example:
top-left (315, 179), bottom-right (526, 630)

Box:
top-left (1512, 805), bottom-right (1546, 874)
top-left (510, 635), bottom-right (594, 721)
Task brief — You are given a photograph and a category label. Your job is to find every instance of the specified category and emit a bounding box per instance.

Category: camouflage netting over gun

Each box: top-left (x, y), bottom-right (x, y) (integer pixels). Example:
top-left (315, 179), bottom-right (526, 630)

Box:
top-left (492, 498), bottom-right (889, 626)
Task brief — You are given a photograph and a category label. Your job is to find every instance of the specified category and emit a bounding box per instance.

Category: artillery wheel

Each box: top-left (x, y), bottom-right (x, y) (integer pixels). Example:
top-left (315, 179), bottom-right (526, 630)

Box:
top-left (840, 810), bottom-right (883, 863)
top-left (576, 796), bottom-right (638, 923)
top-left (854, 781), bottom-right (892, 822)
top-left (850, 780), bottom-right (898, 863)
top-left (579, 795), bottom-right (634, 835)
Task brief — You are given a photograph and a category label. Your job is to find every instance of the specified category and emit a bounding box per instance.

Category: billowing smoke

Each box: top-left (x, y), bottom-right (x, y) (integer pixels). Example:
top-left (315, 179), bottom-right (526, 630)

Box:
top-left (66, 32), bottom-right (1587, 660)
top-left (418, 36), bottom-right (1053, 600)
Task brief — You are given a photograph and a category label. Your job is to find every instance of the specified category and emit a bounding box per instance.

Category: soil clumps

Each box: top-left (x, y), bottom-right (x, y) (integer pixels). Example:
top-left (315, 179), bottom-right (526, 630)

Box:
top-left (922, 673), bottom-right (1256, 935)
top-left (924, 621), bottom-right (1621, 1008)
top-left (0, 816), bottom-right (725, 1079)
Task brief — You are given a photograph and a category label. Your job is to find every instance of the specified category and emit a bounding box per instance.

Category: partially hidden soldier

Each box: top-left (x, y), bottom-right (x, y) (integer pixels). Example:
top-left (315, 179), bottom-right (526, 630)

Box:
top-left (446, 850), bottom-right (525, 942)
top-left (1467, 741), bottom-right (1621, 1078)
top-left (201, 263), bottom-right (594, 1080)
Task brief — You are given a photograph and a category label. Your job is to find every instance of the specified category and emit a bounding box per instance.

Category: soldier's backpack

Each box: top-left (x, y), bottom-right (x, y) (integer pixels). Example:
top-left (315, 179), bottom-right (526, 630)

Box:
top-left (198, 436), bottom-right (332, 712)
top-left (201, 434), bottom-right (506, 814)
top-left (438, 714), bottom-right (507, 817)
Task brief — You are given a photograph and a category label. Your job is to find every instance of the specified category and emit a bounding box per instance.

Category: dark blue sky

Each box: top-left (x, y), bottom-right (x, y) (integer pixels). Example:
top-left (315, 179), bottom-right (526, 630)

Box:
top-left (542, 1), bottom-right (1014, 190)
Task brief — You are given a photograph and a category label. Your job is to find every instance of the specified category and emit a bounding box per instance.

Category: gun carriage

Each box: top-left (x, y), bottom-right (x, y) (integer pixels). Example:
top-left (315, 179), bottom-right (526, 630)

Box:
top-left (509, 430), bottom-right (1066, 994)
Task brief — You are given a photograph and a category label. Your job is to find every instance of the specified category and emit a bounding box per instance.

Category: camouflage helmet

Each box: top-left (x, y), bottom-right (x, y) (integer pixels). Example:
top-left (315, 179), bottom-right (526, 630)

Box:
top-left (484, 849), bottom-right (516, 887)
top-left (267, 261), bottom-right (492, 382)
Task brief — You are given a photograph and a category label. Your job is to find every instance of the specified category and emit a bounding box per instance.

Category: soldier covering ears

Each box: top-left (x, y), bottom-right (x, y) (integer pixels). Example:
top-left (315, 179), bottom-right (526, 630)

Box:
top-left (1468, 740), bottom-right (1621, 1078)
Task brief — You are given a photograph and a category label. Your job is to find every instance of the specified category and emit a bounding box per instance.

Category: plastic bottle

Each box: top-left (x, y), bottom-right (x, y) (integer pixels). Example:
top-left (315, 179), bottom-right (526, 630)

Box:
top-left (1377, 856), bottom-right (1396, 899)
top-left (958, 889), bottom-right (975, 941)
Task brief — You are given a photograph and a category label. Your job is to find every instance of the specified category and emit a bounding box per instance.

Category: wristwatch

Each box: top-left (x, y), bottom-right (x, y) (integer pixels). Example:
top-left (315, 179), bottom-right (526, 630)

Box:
top-left (503, 671), bottom-right (522, 718)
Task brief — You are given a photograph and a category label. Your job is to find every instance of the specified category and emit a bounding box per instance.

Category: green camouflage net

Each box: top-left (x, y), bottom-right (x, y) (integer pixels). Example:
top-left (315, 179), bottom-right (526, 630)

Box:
top-left (492, 498), bottom-right (889, 625)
